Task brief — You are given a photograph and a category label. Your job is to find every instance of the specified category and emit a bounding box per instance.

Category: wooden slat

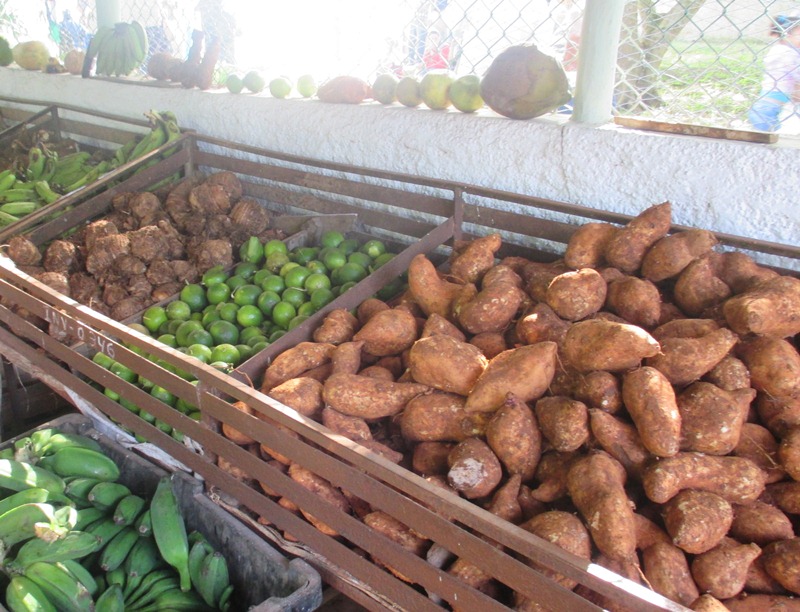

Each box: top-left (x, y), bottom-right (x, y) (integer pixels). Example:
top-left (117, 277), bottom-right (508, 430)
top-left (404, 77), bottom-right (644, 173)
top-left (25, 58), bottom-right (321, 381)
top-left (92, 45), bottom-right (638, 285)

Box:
top-left (614, 116), bottom-right (777, 144)
top-left (56, 117), bottom-right (143, 147)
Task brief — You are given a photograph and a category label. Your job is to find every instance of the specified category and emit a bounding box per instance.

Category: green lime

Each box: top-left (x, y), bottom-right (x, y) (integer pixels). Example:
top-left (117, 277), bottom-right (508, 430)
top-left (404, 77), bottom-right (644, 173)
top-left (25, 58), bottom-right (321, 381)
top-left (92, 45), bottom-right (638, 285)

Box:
top-left (257, 290), bottom-right (281, 316)
top-left (234, 261), bottom-right (258, 280)
top-left (264, 239), bottom-right (288, 257)
top-left (201, 309), bottom-right (221, 327)
top-left (260, 274), bottom-right (285, 294)
top-left (226, 73), bottom-right (244, 94)
top-left (119, 397), bottom-right (139, 413)
top-left (186, 343), bottom-right (213, 363)
top-left (243, 70), bottom-right (266, 93)
top-left (304, 272), bottom-right (332, 293)
top-left (281, 287), bottom-right (307, 309)
top-left (279, 262), bottom-right (300, 277)
top-left (361, 240), bottom-right (386, 259)
top-left (284, 266), bottom-right (311, 289)
top-left (137, 375), bottom-right (154, 391)
top-left (253, 269), bottom-right (272, 287)
top-left (288, 315), bottom-right (309, 330)
top-left (376, 278), bottom-right (406, 301)
top-left (320, 230), bottom-right (345, 248)
top-left (104, 387), bottom-right (120, 402)
top-left (246, 334), bottom-right (269, 348)
top-left (338, 281), bottom-right (357, 294)
top-left (306, 260), bottom-right (327, 275)
top-left (157, 333), bottom-right (178, 348)
top-left (339, 238), bottom-right (359, 255)
top-left (216, 302), bottom-right (239, 323)
top-left (233, 284), bottom-right (262, 307)
top-left (272, 301), bottom-right (297, 330)
top-left (175, 396), bottom-right (196, 414)
top-left (208, 319), bottom-right (240, 345)
top-left (110, 361), bottom-right (137, 383)
top-left (142, 306), bottom-right (168, 333)
top-left (310, 287), bottom-right (335, 309)
top-left (92, 352), bottom-right (115, 369)
top-left (151, 385), bottom-right (176, 407)
top-left (297, 301), bottom-right (317, 317)
top-left (269, 76), bottom-right (293, 98)
top-left (371, 252), bottom-right (395, 270)
top-left (238, 237), bottom-right (264, 266)
top-left (236, 344), bottom-right (255, 363)
top-left (296, 74), bottom-right (317, 98)
top-left (166, 300), bottom-right (192, 321)
top-left (186, 328), bottom-right (215, 347)
top-left (180, 284), bottom-right (208, 313)
top-left (202, 265), bottom-right (229, 286)
top-left (206, 282), bottom-right (231, 305)
top-left (127, 323), bottom-right (151, 337)
top-left (337, 262), bottom-right (368, 285)
top-left (225, 274), bottom-right (248, 291)
top-left (292, 246), bottom-right (319, 265)
top-left (251, 341), bottom-right (269, 353)
top-left (268, 330), bottom-right (287, 343)
top-left (175, 320), bottom-right (204, 347)
top-left (190, 312), bottom-right (203, 322)
top-left (210, 343), bottom-right (241, 366)
top-left (265, 252), bottom-right (290, 274)
top-left (323, 249), bottom-right (346, 271)
top-left (239, 325), bottom-right (265, 344)
top-left (237, 304), bottom-right (264, 328)
top-left (347, 251), bottom-right (372, 269)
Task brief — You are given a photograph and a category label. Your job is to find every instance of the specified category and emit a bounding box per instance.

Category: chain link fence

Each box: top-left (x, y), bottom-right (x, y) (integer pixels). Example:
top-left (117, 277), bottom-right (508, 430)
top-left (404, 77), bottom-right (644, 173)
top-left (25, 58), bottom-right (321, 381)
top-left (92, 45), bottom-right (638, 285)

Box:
top-left (3, 0), bottom-right (800, 135)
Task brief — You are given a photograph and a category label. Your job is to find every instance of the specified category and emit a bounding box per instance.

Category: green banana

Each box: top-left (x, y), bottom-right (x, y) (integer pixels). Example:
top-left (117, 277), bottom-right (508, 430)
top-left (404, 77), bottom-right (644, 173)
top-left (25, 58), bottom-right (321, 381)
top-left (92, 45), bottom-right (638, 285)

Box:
top-left (0, 188), bottom-right (38, 203)
top-left (7, 530), bottom-right (102, 571)
top-left (37, 447), bottom-right (120, 481)
top-left (187, 536), bottom-right (213, 590)
top-left (95, 583), bottom-right (125, 612)
top-left (39, 155), bottom-right (57, 183)
top-left (84, 26), bottom-right (114, 76)
top-left (98, 526), bottom-right (139, 572)
top-left (150, 475), bottom-right (191, 591)
top-left (87, 481), bottom-right (131, 512)
top-left (112, 494), bottom-right (146, 526)
top-left (57, 559), bottom-right (99, 597)
top-left (53, 151), bottom-right (91, 170)
top-left (34, 431), bottom-right (104, 457)
top-left (0, 170), bottom-right (17, 192)
top-left (0, 210), bottom-right (21, 226)
top-left (122, 535), bottom-right (164, 597)
top-left (219, 583), bottom-right (235, 612)
top-left (105, 566), bottom-right (126, 588)
top-left (124, 568), bottom-right (176, 607)
top-left (134, 585), bottom-right (212, 611)
top-left (134, 507), bottom-right (152, 537)
top-left (197, 550), bottom-right (231, 608)
top-left (5, 575), bottom-right (57, 612)
top-left (94, 573), bottom-right (107, 594)
top-left (24, 561), bottom-right (94, 612)
top-left (0, 488), bottom-right (54, 517)
top-left (25, 148), bottom-right (45, 181)
top-left (73, 506), bottom-right (106, 531)
top-left (0, 459), bottom-right (66, 494)
top-left (113, 138), bottom-right (136, 166)
top-left (63, 165), bottom-right (102, 193)
top-left (0, 202), bottom-right (40, 216)
top-left (65, 477), bottom-right (103, 507)
top-left (0, 503), bottom-right (66, 555)
top-left (85, 516), bottom-right (127, 548)
top-left (128, 124), bottom-right (167, 161)
top-left (130, 21), bottom-right (148, 65)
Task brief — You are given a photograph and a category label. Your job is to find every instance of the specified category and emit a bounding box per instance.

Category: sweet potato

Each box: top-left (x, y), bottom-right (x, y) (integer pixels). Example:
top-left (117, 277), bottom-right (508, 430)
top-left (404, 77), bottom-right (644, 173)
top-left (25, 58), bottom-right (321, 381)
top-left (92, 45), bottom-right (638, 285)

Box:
top-left (622, 366), bottom-right (682, 457)
top-left (745, 555), bottom-right (788, 595)
top-left (515, 302), bottom-right (570, 347)
top-left (564, 222), bottom-right (619, 269)
top-left (738, 336), bottom-right (800, 400)
top-left (563, 319), bottom-right (660, 372)
top-left (691, 594), bottom-right (730, 612)
top-left (448, 233), bottom-right (502, 285)
top-left (634, 513), bottom-right (672, 550)
top-left (482, 263), bottom-right (524, 289)
top-left (642, 452), bottom-right (767, 504)
top-left (486, 392), bottom-right (542, 481)
top-left (534, 396), bottom-right (589, 453)
top-left (673, 252), bottom-right (732, 317)
top-left (352, 307), bottom-right (418, 357)
top-left (468, 332), bottom-right (508, 359)
top-left (448, 559), bottom-right (501, 607)
top-left (464, 342), bottom-right (558, 413)
top-left (705, 355), bottom-right (751, 391)
top-left (520, 260), bottom-right (570, 302)
top-left (407, 335), bottom-right (488, 396)
top-left (330, 340), bottom-right (364, 375)
top-left (364, 511), bottom-right (431, 583)
top-left (678, 382), bottom-right (754, 455)
top-left (723, 275), bottom-right (800, 338)
top-left (400, 392), bottom-right (488, 443)
top-left (641, 541), bottom-right (700, 606)
top-left (662, 489), bottom-right (733, 554)
top-left (412, 442), bottom-right (455, 475)
top-left (652, 317), bottom-right (720, 341)
top-left (641, 228), bottom-right (718, 282)
top-left (605, 275), bottom-right (662, 329)
top-left (761, 538), bottom-right (800, 595)
top-left (261, 342), bottom-right (336, 391)
top-left (407, 254), bottom-right (464, 318)
top-left (322, 373), bottom-right (430, 420)
top-left (764, 481), bottom-right (800, 515)
top-left (733, 423), bottom-right (786, 484)
top-left (420, 312), bottom-right (466, 342)
top-left (573, 370), bottom-right (623, 413)
top-left (321, 407), bottom-right (372, 441)
top-left (313, 308), bottom-right (359, 345)
top-left (544, 268), bottom-right (607, 321)
top-left (257, 416), bottom-right (300, 466)
top-left (730, 501), bottom-right (795, 546)
top-left (528, 450), bottom-right (575, 503)
top-left (566, 451), bottom-right (636, 561)
top-left (604, 201), bottom-right (672, 274)
top-left (485, 473), bottom-right (523, 523)
top-left (358, 365), bottom-right (395, 381)
top-left (288, 463), bottom-right (351, 537)
top-left (589, 409), bottom-right (650, 479)
top-left (356, 298), bottom-right (390, 326)
top-left (778, 427), bottom-right (800, 481)
top-left (719, 251), bottom-right (780, 294)
top-left (646, 327), bottom-right (739, 387)
top-left (453, 280), bottom-right (525, 334)
top-left (447, 437), bottom-right (503, 499)
top-left (221, 400), bottom-right (257, 445)
top-left (517, 510), bottom-right (592, 589)
top-left (692, 538), bottom-right (761, 600)
top-left (723, 594), bottom-right (800, 611)
top-left (757, 395), bottom-right (800, 439)
top-left (268, 376), bottom-right (325, 418)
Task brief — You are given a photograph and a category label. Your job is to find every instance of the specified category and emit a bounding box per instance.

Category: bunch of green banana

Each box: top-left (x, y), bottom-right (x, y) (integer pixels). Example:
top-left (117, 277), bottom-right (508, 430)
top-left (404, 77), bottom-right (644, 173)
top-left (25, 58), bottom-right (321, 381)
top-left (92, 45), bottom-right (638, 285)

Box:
top-left (88, 21), bottom-right (149, 78)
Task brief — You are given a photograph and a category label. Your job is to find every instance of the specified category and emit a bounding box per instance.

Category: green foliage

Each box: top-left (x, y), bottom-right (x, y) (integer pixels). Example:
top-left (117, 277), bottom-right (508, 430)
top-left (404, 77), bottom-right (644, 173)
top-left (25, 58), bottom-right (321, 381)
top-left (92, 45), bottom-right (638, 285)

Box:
top-left (0, 0), bottom-right (25, 43)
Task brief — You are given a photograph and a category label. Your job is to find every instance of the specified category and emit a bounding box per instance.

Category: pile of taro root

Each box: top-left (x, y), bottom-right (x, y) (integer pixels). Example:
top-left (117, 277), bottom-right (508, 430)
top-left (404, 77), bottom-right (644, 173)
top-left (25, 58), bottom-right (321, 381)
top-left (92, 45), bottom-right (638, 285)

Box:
top-left (4, 171), bottom-right (283, 322)
top-left (222, 202), bottom-right (800, 611)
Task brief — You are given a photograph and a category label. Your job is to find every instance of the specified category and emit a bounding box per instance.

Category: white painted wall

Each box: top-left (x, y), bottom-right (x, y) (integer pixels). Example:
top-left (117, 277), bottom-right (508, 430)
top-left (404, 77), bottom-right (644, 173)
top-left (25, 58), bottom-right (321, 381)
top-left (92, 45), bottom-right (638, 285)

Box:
top-left (2, 69), bottom-right (798, 268)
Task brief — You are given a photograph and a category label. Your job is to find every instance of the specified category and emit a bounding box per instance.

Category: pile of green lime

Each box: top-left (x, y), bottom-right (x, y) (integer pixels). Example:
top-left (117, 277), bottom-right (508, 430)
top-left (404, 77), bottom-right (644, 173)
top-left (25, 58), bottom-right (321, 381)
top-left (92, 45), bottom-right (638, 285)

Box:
top-left (93, 230), bottom-right (407, 440)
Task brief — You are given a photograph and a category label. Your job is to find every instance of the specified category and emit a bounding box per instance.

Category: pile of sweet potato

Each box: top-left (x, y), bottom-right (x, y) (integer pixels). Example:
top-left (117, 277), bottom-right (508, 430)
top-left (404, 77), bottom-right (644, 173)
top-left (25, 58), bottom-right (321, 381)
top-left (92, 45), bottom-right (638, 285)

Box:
top-left (224, 201), bottom-right (800, 611)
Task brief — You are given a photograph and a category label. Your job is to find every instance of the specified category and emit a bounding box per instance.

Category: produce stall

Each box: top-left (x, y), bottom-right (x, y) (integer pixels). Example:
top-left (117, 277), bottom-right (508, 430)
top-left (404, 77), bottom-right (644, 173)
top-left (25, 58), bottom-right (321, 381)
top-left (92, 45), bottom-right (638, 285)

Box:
top-left (0, 126), bottom-right (797, 611)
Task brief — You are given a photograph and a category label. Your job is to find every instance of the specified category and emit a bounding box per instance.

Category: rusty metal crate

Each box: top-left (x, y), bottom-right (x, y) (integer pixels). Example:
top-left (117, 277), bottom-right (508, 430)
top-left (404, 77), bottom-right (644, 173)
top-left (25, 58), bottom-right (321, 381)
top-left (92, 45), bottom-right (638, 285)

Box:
top-left (0, 134), bottom-right (798, 611)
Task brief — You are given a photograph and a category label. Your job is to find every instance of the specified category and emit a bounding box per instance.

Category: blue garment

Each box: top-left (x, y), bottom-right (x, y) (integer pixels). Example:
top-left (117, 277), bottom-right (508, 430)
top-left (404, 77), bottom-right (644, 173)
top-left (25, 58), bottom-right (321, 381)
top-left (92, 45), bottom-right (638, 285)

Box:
top-left (749, 92), bottom-right (789, 132)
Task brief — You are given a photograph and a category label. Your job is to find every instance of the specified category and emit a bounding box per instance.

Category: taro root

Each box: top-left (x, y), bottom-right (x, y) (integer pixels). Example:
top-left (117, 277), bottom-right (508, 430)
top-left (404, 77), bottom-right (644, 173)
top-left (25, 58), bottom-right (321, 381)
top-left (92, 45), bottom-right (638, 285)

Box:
top-left (113, 254), bottom-right (147, 278)
top-left (188, 183), bottom-right (231, 216)
top-left (6, 235), bottom-right (42, 267)
top-left (126, 274), bottom-right (152, 299)
top-left (102, 284), bottom-right (129, 307)
top-left (110, 296), bottom-right (146, 320)
top-left (42, 240), bottom-right (79, 273)
top-left (205, 170), bottom-right (243, 201)
top-left (156, 219), bottom-right (185, 259)
top-left (172, 260), bottom-right (198, 283)
top-left (68, 273), bottom-right (100, 305)
top-left (230, 198), bottom-right (270, 235)
top-left (128, 192), bottom-right (163, 225)
top-left (85, 234), bottom-right (130, 275)
top-left (83, 219), bottom-right (119, 251)
top-left (34, 271), bottom-right (69, 296)
top-left (127, 226), bottom-right (169, 264)
top-left (192, 239), bottom-right (233, 271)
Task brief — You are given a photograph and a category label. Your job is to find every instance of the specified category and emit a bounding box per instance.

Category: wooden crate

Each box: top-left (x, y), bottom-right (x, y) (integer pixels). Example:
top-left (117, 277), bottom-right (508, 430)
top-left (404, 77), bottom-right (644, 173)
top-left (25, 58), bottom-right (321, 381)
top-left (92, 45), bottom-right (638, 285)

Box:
top-left (0, 132), bottom-right (797, 611)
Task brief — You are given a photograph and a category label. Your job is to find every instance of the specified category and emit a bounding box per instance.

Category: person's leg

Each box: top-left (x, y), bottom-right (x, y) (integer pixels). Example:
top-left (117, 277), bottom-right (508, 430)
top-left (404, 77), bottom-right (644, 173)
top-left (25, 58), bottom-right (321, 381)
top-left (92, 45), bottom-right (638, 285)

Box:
top-left (749, 98), bottom-right (782, 132)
